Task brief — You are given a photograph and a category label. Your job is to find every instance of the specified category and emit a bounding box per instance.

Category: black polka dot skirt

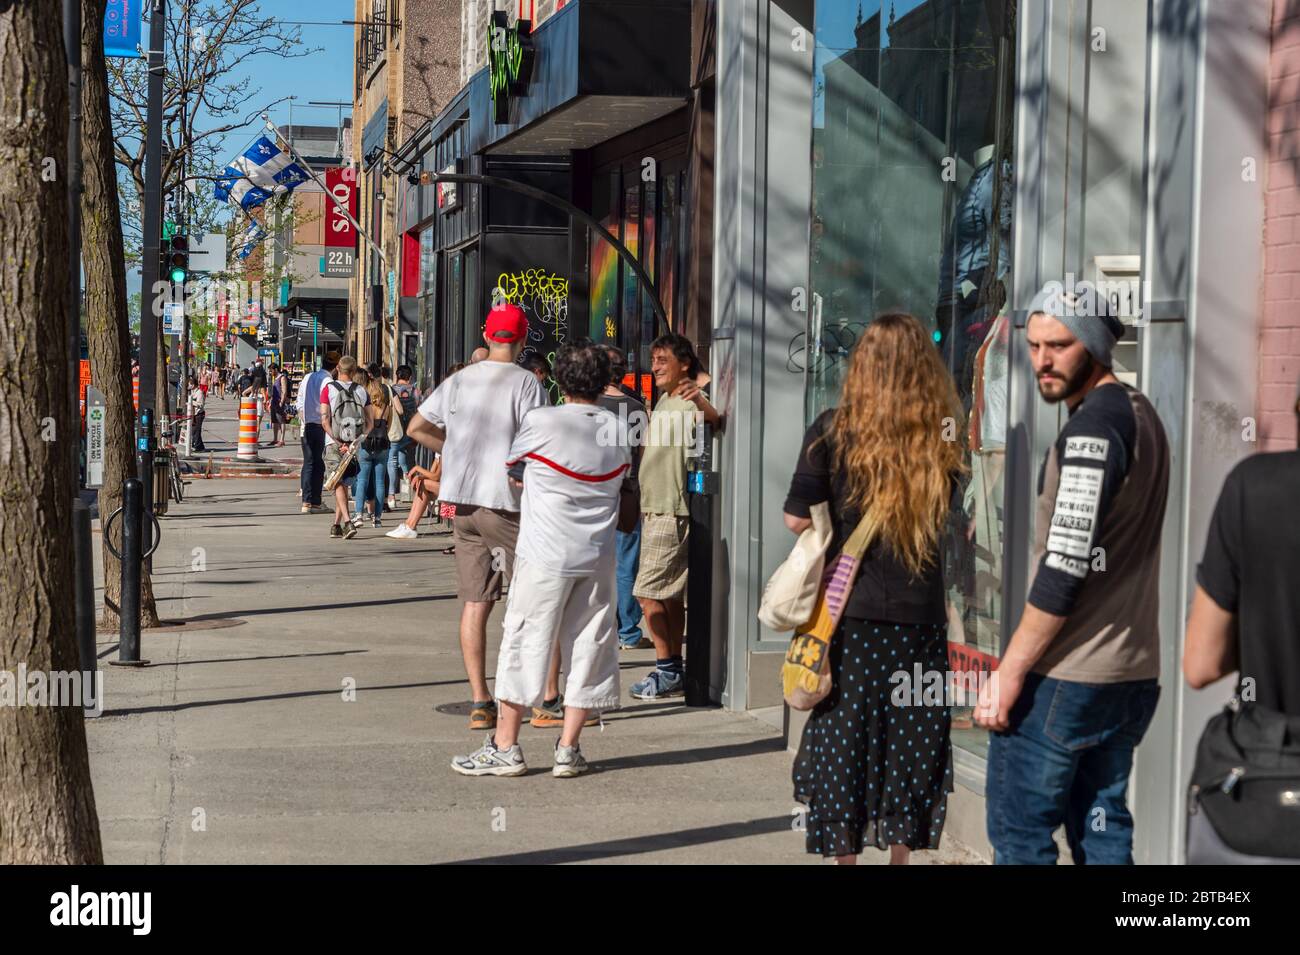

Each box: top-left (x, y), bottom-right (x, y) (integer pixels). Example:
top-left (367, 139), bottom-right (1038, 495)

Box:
top-left (792, 618), bottom-right (954, 857)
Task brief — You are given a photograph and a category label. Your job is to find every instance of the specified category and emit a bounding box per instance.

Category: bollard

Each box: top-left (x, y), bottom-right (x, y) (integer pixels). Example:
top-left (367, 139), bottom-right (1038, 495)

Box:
top-left (73, 498), bottom-right (100, 713)
top-left (237, 395), bottom-right (260, 460)
top-left (113, 477), bottom-right (149, 667)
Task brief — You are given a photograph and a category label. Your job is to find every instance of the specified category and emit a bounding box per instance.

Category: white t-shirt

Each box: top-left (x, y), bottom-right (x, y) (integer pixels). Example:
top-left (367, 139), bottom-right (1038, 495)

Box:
top-left (507, 403), bottom-right (632, 577)
top-left (419, 360), bottom-right (546, 510)
top-left (320, 378), bottom-right (369, 447)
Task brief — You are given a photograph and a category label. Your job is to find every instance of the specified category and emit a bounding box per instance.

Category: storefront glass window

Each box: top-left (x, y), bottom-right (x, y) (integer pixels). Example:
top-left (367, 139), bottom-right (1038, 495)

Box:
top-left (809, 0), bottom-right (1017, 758)
top-left (590, 168), bottom-right (621, 347)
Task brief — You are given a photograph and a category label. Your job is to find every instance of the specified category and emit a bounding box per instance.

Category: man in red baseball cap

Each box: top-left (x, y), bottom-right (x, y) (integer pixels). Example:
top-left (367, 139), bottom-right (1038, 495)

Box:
top-left (485, 301), bottom-right (528, 343)
top-left (407, 302), bottom-right (548, 732)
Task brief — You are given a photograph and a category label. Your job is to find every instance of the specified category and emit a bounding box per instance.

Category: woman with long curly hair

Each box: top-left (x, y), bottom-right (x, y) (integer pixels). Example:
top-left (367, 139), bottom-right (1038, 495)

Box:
top-left (784, 312), bottom-right (967, 864)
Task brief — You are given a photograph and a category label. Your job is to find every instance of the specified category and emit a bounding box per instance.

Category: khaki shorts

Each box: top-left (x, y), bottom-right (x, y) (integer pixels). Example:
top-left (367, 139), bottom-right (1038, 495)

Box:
top-left (633, 513), bottom-right (690, 601)
top-left (452, 505), bottom-right (520, 603)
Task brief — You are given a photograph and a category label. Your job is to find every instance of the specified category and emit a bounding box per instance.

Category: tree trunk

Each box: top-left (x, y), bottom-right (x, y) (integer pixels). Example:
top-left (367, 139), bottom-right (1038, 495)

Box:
top-left (81, 0), bottom-right (159, 629)
top-left (0, 2), bottom-right (104, 864)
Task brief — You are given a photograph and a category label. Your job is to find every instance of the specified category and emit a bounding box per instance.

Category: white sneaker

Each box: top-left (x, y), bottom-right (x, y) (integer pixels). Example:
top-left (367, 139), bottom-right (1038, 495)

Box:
top-left (552, 741), bottom-right (589, 778)
top-left (351, 513), bottom-right (366, 528)
top-left (386, 496), bottom-right (397, 510)
top-left (385, 524), bottom-right (418, 539)
top-left (451, 736), bottom-right (527, 777)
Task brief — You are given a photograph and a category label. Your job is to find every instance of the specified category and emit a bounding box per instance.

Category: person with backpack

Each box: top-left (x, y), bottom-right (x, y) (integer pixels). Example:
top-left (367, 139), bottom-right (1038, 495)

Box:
top-left (353, 377), bottom-right (393, 529)
top-left (321, 355), bottom-right (372, 540)
top-left (1182, 395), bottom-right (1300, 863)
top-left (388, 365), bottom-right (420, 511)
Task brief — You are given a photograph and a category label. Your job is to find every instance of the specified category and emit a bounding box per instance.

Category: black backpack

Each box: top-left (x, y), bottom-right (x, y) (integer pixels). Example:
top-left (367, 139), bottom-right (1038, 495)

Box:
top-left (1186, 697), bottom-right (1300, 863)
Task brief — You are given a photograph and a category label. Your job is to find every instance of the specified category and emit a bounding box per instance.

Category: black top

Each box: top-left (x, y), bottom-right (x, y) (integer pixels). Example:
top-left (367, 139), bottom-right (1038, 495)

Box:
top-left (1196, 450), bottom-right (1300, 715)
top-left (784, 410), bottom-right (952, 625)
top-left (596, 392), bottom-right (648, 480)
top-left (1028, 381), bottom-right (1138, 616)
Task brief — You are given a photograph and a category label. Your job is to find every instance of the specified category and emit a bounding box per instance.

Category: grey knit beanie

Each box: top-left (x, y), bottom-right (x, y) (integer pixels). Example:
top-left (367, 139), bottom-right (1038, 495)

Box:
top-left (1027, 280), bottom-right (1126, 367)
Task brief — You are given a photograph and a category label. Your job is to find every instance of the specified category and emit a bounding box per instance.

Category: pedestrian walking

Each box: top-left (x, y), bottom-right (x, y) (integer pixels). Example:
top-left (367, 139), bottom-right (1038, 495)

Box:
top-left (187, 373), bottom-right (207, 452)
top-left (297, 352), bottom-right (338, 513)
top-left (387, 365), bottom-right (420, 511)
top-left (597, 344), bottom-right (650, 649)
top-left (353, 376), bottom-right (393, 529)
top-left (784, 313), bottom-right (964, 864)
top-left (321, 356), bottom-right (371, 540)
top-left (451, 341), bottom-right (634, 777)
top-left (975, 282), bottom-right (1170, 865)
top-left (628, 333), bottom-right (721, 700)
top-left (1182, 400), bottom-right (1300, 862)
top-left (270, 363), bottom-right (290, 447)
top-left (407, 303), bottom-right (547, 731)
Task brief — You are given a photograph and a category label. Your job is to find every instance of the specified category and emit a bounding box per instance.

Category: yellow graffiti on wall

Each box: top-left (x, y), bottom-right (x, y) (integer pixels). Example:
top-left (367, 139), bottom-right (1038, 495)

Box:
top-left (496, 268), bottom-right (569, 307)
top-left (605, 316), bottom-right (617, 339)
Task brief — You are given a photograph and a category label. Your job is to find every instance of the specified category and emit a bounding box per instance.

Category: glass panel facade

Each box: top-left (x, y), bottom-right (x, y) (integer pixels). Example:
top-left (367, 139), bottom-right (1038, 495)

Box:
top-left (809, 0), bottom-right (1018, 757)
top-left (587, 158), bottom-right (686, 383)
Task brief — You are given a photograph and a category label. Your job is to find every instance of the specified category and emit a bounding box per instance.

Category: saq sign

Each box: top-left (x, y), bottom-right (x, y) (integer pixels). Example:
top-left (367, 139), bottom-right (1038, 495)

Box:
top-left (325, 167), bottom-right (357, 249)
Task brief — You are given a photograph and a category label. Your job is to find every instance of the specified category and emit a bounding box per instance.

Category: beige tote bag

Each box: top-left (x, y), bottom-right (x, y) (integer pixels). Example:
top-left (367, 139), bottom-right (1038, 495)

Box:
top-left (757, 501), bottom-right (833, 632)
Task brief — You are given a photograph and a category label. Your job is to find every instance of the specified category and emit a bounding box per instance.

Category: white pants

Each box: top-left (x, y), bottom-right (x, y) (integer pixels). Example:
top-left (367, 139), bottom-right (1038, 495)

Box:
top-left (494, 554), bottom-right (621, 711)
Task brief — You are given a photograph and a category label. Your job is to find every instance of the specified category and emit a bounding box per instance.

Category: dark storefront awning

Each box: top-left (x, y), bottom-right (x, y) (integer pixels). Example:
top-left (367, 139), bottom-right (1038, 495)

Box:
top-left (471, 0), bottom-right (692, 156)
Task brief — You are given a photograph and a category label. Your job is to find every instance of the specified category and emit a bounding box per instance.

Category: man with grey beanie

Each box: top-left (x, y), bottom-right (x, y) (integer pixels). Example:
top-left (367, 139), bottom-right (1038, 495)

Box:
top-left (974, 280), bottom-right (1170, 864)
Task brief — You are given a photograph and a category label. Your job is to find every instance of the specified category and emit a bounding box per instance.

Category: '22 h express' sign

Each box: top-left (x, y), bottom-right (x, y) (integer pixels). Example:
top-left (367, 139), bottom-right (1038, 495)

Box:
top-left (323, 167), bottom-right (357, 278)
top-left (487, 12), bottom-right (536, 126)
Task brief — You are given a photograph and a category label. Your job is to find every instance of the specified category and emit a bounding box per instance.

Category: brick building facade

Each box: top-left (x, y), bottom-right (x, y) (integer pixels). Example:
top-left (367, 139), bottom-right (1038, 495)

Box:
top-left (1264, 0), bottom-right (1300, 450)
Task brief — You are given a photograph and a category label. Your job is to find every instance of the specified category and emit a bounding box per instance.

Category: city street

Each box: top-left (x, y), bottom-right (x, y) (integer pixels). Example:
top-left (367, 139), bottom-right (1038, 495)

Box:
top-left (86, 395), bottom-right (978, 864)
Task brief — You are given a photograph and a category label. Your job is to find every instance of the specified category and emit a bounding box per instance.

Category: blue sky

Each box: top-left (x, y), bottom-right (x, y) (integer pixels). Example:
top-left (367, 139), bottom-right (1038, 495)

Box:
top-left (124, 1), bottom-right (356, 296)
top-left (209, 0), bottom-right (358, 181)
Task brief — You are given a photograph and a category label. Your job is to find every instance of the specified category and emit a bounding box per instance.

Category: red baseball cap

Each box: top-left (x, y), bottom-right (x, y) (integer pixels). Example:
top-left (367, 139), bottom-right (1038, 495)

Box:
top-left (485, 302), bottom-right (528, 343)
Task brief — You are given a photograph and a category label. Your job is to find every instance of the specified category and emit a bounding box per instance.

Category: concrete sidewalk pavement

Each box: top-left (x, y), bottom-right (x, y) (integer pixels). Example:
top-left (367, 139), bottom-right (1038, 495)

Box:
top-left (87, 476), bottom-right (979, 864)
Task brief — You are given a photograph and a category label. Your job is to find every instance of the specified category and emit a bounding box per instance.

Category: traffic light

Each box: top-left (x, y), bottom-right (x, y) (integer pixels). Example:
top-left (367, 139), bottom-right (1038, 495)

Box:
top-left (167, 233), bottom-right (190, 284)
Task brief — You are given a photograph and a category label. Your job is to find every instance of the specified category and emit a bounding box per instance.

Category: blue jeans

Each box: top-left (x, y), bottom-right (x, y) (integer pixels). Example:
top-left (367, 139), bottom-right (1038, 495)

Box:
top-left (354, 446), bottom-right (387, 519)
top-left (387, 436), bottom-right (412, 498)
top-left (615, 521), bottom-right (643, 644)
top-left (986, 672), bottom-right (1160, 864)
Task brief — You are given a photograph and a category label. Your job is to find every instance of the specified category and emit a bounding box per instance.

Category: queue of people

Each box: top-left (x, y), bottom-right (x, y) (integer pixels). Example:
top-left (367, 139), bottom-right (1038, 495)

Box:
top-left (283, 282), bottom-right (1298, 864)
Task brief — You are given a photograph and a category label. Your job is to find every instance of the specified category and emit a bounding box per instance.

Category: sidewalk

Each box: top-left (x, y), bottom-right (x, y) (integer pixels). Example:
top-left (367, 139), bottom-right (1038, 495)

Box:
top-left (87, 410), bottom-right (980, 864)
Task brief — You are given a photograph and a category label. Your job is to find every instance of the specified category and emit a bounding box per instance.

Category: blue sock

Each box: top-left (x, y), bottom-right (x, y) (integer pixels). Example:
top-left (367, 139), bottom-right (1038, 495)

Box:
top-left (662, 657), bottom-right (684, 675)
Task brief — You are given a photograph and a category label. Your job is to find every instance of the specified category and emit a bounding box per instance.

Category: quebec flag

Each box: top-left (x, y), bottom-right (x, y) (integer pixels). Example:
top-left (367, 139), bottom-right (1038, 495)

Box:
top-left (236, 221), bottom-right (267, 260)
top-left (214, 136), bottom-right (310, 210)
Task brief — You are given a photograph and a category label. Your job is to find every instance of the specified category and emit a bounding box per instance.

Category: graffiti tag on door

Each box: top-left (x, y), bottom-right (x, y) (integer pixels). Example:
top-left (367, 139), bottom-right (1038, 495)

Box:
top-left (495, 267), bottom-right (570, 402)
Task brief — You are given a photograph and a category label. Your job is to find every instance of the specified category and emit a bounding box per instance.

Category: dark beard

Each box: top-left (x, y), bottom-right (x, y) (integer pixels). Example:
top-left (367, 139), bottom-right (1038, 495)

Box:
top-left (1038, 352), bottom-right (1096, 404)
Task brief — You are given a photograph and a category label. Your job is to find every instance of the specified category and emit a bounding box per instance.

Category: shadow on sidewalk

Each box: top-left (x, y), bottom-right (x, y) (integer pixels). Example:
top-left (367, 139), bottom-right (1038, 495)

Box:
top-left (446, 814), bottom-right (793, 864)
top-left (101, 677), bottom-right (469, 717)
top-left (186, 593), bottom-right (456, 620)
top-left (167, 649), bottom-right (369, 667)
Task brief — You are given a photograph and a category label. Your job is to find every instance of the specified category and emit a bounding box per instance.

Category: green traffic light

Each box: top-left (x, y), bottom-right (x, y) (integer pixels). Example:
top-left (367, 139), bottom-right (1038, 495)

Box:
top-left (170, 268), bottom-right (186, 283)
top-left (932, 330), bottom-right (942, 343)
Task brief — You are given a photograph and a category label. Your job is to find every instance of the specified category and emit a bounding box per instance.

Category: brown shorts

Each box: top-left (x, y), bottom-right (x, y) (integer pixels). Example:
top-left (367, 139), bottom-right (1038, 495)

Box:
top-left (452, 505), bottom-right (521, 602)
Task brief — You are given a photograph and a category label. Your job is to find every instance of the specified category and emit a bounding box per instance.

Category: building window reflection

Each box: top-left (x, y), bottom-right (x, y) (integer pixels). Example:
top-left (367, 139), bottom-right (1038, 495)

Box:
top-left (808, 0), bottom-right (1017, 758)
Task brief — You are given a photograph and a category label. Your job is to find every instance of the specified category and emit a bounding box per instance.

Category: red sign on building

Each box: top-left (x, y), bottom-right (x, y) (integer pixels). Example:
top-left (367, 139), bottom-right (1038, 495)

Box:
top-left (325, 167), bottom-right (357, 249)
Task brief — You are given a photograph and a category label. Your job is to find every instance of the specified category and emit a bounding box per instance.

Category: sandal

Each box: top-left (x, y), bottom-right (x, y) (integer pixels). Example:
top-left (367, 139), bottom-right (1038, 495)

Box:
top-left (441, 545), bottom-right (456, 556)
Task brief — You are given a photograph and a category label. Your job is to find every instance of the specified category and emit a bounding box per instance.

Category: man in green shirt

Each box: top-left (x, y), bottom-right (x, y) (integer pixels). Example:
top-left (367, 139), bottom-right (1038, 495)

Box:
top-left (630, 334), bottom-right (721, 699)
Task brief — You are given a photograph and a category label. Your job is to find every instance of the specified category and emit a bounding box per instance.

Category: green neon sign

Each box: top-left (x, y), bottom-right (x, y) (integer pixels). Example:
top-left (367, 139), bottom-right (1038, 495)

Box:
top-left (487, 12), bottom-right (535, 125)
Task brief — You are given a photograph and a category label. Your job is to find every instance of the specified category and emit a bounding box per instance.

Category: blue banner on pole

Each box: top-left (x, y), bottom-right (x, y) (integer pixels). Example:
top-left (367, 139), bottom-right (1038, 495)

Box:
top-left (104, 0), bottom-right (142, 59)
